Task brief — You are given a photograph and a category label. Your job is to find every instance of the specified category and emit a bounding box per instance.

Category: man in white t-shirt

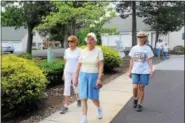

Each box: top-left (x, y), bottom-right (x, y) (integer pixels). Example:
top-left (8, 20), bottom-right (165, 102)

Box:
top-left (163, 42), bottom-right (169, 60)
top-left (156, 39), bottom-right (163, 58)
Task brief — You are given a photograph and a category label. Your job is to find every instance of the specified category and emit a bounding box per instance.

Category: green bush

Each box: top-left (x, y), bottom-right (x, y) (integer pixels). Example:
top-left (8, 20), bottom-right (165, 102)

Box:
top-left (173, 45), bottom-right (184, 54)
top-left (36, 59), bottom-right (65, 86)
top-left (80, 46), bottom-right (122, 71)
top-left (1, 55), bottom-right (47, 117)
top-left (17, 53), bottom-right (32, 60)
top-left (76, 29), bottom-right (89, 46)
top-left (32, 48), bottom-right (38, 50)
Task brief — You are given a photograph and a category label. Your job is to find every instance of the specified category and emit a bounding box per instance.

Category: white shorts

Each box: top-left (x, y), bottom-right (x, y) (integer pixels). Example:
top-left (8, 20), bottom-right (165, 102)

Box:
top-left (63, 71), bottom-right (78, 96)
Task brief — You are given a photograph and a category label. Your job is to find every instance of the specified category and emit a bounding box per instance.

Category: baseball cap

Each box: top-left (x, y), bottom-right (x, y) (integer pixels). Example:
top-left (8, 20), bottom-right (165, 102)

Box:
top-left (137, 31), bottom-right (148, 37)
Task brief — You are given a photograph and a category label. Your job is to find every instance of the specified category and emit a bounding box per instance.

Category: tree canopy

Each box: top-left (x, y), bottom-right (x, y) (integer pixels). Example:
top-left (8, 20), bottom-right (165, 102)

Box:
top-left (1, 1), bottom-right (54, 54)
top-left (37, 1), bottom-right (118, 47)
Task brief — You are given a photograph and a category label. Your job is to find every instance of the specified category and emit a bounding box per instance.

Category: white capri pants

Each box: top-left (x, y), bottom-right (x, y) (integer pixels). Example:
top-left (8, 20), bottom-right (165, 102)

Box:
top-left (63, 71), bottom-right (78, 96)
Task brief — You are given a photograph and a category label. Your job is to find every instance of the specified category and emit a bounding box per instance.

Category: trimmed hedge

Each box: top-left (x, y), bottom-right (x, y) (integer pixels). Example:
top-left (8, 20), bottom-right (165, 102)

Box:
top-left (1, 55), bottom-right (47, 117)
top-left (80, 46), bottom-right (122, 71)
top-left (173, 45), bottom-right (184, 54)
top-left (36, 59), bottom-right (65, 86)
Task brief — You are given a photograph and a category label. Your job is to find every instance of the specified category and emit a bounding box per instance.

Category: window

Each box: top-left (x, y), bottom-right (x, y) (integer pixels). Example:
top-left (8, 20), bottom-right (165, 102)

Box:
top-left (32, 42), bottom-right (36, 47)
top-left (182, 33), bottom-right (185, 40)
top-left (38, 43), bottom-right (41, 46)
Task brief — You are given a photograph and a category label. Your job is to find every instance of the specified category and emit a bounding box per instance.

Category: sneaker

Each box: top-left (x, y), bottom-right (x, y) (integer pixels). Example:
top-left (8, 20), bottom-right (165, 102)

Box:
top-left (133, 99), bottom-right (138, 108)
top-left (97, 107), bottom-right (103, 119)
top-left (60, 106), bottom-right (68, 114)
top-left (80, 116), bottom-right (88, 123)
top-left (137, 104), bottom-right (143, 112)
top-left (77, 100), bottom-right (81, 107)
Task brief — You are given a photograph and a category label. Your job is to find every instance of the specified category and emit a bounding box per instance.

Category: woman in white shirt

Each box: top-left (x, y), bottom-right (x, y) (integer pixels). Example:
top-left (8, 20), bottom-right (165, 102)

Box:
top-left (60, 35), bottom-right (81, 114)
top-left (74, 33), bottom-right (104, 123)
top-left (129, 31), bottom-right (154, 112)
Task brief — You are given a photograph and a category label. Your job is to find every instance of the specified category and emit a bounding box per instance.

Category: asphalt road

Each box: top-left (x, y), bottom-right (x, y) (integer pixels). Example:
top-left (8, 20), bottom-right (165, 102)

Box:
top-left (111, 69), bottom-right (184, 123)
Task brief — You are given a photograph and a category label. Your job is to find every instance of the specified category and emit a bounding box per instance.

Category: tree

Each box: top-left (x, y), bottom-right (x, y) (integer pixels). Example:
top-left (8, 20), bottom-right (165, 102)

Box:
top-left (37, 1), bottom-right (118, 47)
top-left (81, 5), bottom-right (119, 45)
top-left (175, 2), bottom-right (185, 43)
top-left (137, 2), bottom-right (184, 47)
top-left (115, 1), bottom-right (137, 46)
top-left (1, 1), bottom-right (54, 54)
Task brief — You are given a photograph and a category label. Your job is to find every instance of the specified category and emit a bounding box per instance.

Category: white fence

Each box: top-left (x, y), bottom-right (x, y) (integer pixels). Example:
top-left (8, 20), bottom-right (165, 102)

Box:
top-left (101, 34), bottom-right (132, 49)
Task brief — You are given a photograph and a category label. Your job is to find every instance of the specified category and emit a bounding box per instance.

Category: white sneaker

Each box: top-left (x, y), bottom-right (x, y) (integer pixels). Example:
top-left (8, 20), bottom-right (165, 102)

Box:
top-left (97, 107), bottom-right (103, 119)
top-left (80, 116), bottom-right (88, 123)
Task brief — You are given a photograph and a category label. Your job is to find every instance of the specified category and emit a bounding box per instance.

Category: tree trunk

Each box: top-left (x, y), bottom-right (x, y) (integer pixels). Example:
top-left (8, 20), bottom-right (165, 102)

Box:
top-left (26, 24), bottom-right (34, 54)
top-left (132, 1), bottom-right (137, 46)
top-left (184, 3), bottom-right (185, 43)
top-left (63, 24), bottom-right (68, 49)
top-left (154, 1), bottom-right (161, 48)
top-left (72, 17), bottom-right (76, 35)
top-left (155, 22), bottom-right (159, 48)
top-left (155, 29), bottom-right (159, 48)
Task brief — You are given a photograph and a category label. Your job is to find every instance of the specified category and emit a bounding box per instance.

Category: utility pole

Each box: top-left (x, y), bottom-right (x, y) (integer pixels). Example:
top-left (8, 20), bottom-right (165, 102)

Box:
top-left (184, 3), bottom-right (185, 42)
top-left (132, 1), bottom-right (137, 46)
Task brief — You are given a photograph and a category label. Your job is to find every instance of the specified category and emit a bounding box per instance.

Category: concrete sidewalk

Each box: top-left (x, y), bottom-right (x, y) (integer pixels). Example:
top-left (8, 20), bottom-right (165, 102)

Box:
top-left (39, 73), bottom-right (133, 123)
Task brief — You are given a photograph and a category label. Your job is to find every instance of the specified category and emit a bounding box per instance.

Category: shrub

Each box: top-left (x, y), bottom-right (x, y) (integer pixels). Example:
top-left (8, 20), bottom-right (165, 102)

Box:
top-left (36, 59), bottom-right (65, 86)
top-left (76, 29), bottom-right (89, 46)
top-left (32, 48), bottom-right (38, 50)
top-left (17, 53), bottom-right (32, 60)
top-left (173, 45), bottom-right (184, 54)
top-left (1, 55), bottom-right (47, 117)
top-left (80, 45), bottom-right (122, 71)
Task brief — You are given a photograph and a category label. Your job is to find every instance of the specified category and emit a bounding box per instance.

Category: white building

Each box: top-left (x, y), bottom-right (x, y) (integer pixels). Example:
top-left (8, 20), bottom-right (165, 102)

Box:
top-left (1, 27), bottom-right (61, 52)
top-left (102, 16), bottom-right (184, 50)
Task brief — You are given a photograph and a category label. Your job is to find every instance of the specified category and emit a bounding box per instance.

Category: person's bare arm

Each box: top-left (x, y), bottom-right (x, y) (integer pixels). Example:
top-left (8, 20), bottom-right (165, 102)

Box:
top-left (128, 58), bottom-right (134, 78)
top-left (73, 63), bottom-right (82, 86)
top-left (97, 60), bottom-right (104, 82)
top-left (147, 58), bottom-right (153, 78)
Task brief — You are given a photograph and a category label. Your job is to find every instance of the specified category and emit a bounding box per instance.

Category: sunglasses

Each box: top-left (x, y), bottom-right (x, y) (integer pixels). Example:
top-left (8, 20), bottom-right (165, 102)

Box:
top-left (137, 36), bottom-right (146, 38)
top-left (68, 40), bottom-right (75, 43)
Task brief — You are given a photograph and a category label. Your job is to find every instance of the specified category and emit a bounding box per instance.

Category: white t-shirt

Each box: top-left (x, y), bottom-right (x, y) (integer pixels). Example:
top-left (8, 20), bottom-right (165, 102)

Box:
top-left (129, 45), bottom-right (154, 74)
top-left (64, 48), bottom-right (81, 73)
top-left (79, 47), bottom-right (104, 73)
top-left (163, 45), bottom-right (169, 52)
top-left (156, 42), bottom-right (163, 49)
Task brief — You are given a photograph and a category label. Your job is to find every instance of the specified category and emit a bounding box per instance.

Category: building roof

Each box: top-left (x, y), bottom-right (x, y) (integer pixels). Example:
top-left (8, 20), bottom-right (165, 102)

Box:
top-left (103, 16), bottom-right (152, 33)
top-left (1, 27), bottom-right (27, 41)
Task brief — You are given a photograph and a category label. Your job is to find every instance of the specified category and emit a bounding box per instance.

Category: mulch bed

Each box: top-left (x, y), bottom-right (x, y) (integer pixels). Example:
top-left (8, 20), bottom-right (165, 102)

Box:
top-left (2, 59), bottom-right (130, 123)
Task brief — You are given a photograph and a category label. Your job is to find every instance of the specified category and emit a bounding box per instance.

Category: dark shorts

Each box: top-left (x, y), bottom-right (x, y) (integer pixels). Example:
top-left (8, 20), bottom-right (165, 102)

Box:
top-left (132, 74), bottom-right (150, 85)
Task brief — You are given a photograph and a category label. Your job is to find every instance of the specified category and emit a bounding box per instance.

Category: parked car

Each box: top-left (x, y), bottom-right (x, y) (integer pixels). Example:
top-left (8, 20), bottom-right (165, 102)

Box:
top-left (2, 43), bottom-right (15, 53)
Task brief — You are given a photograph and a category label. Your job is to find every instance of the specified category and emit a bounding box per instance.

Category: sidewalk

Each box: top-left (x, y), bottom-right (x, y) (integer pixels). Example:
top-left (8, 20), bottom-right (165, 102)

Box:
top-left (39, 73), bottom-right (133, 123)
